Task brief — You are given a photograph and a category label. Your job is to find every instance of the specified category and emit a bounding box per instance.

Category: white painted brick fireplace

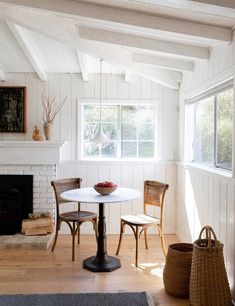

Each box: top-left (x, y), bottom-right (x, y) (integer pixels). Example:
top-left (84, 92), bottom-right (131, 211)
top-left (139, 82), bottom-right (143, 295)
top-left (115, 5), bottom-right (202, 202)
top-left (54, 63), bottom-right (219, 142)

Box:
top-left (0, 141), bottom-right (65, 248)
top-left (0, 141), bottom-right (64, 217)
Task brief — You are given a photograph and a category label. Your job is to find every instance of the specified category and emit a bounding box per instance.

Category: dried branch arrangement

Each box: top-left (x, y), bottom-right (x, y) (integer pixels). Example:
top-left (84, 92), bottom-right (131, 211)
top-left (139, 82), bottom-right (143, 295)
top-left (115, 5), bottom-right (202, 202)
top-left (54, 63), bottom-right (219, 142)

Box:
top-left (41, 94), bottom-right (67, 127)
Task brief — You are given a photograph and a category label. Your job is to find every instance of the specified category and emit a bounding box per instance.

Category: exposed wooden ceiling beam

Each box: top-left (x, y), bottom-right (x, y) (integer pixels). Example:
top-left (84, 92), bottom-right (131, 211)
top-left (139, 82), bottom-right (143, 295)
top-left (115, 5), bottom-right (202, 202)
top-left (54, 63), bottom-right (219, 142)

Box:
top-left (0, 0), bottom-right (232, 42)
top-left (6, 22), bottom-right (47, 81)
top-left (79, 27), bottom-right (209, 60)
top-left (76, 50), bottom-right (89, 82)
top-left (189, 0), bottom-right (235, 9)
top-left (133, 53), bottom-right (194, 72)
top-left (0, 67), bottom-right (6, 81)
top-left (1, 6), bottom-right (180, 89)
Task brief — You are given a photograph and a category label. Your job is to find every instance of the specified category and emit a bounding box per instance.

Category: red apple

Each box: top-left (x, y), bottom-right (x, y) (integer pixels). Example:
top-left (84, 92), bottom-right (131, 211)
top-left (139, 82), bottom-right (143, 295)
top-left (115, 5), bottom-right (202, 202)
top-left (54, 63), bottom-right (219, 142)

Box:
top-left (95, 181), bottom-right (116, 188)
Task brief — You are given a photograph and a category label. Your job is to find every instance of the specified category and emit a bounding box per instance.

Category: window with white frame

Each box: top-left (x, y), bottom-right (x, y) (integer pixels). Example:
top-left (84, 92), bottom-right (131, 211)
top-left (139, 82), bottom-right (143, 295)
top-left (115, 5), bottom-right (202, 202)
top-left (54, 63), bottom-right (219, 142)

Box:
top-left (82, 104), bottom-right (156, 159)
top-left (190, 83), bottom-right (233, 171)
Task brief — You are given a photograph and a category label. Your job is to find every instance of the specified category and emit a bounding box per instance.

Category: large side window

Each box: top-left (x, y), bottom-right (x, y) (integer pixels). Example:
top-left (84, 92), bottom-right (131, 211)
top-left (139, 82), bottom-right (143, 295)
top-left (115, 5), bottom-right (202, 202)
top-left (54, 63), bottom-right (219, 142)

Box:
top-left (82, 104), bottom-right (156, 159)
top-left (193, 86), bottom-right (233, 171)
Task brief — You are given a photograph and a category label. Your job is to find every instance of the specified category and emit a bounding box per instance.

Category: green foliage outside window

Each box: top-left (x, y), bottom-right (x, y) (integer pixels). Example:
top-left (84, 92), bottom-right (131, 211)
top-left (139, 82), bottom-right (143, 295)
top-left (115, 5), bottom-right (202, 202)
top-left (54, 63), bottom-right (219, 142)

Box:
top-left (83, 104), bottom-right (155, 159)
top-left (194, 88), bottom-right (233, 171)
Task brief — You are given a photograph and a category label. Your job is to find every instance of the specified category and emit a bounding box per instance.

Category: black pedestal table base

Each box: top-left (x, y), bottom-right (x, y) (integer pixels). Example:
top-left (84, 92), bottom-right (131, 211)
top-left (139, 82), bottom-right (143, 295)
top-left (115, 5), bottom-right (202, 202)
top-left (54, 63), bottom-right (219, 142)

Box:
top-left (83, 202), bottom-right (121, 272)
top-left (83, 255), bottom-right (121, 272)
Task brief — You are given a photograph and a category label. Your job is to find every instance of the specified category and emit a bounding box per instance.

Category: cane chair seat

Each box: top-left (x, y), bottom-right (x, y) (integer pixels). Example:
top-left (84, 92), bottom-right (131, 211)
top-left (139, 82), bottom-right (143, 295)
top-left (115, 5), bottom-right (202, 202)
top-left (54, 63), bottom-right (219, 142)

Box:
top-left (116, 180), bottom-right (169, 267)
top-left (51, 178), bottom-right (97, 261)
top-left (60, 211), bottom-right (97, 222)
top-left (120, 214), bottom-right (160, 226)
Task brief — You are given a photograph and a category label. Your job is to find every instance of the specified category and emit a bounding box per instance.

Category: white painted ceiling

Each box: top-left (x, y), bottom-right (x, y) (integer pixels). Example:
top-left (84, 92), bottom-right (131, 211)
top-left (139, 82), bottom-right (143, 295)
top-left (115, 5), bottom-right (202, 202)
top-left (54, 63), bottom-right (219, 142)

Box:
top-left (0, 0), bottom-right (234, 88)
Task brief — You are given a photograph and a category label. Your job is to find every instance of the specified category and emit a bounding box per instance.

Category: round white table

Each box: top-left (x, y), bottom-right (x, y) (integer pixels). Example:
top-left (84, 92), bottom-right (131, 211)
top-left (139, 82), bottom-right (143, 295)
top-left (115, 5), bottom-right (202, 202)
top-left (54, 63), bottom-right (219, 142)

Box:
top-left (60, 187), bottom-right (141, 272)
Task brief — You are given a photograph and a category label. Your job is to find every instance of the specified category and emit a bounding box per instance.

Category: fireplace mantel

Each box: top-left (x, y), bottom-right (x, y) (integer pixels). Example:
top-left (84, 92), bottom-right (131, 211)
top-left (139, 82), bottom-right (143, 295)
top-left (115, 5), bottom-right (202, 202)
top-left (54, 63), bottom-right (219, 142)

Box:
top-left (0, 141), bottom-right (65, 165)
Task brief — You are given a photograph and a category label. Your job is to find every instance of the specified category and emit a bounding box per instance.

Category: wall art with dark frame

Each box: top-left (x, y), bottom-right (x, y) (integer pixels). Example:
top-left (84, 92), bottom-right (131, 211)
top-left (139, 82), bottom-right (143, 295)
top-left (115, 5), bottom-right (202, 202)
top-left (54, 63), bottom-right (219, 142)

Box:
top-left (0, 86), bottom-right (26, 133)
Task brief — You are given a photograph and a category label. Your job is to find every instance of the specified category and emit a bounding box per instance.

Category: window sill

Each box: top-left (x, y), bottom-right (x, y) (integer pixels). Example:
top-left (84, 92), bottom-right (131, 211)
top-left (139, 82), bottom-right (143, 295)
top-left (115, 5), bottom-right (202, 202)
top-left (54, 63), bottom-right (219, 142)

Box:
top-left (178, 162), bottom-right (232, 179)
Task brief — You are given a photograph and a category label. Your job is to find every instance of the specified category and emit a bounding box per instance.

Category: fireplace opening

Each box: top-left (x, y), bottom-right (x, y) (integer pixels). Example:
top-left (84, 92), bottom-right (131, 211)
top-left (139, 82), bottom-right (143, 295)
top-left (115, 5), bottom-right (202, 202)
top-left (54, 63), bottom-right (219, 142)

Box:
top-left (0, 175), bottom-right (33, 234)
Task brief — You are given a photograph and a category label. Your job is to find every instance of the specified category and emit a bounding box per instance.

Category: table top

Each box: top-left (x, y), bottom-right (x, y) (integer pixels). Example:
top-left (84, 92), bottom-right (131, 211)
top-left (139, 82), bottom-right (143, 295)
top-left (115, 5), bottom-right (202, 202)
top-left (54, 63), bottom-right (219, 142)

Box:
top-left (60, 187), bottom-right (142, 204)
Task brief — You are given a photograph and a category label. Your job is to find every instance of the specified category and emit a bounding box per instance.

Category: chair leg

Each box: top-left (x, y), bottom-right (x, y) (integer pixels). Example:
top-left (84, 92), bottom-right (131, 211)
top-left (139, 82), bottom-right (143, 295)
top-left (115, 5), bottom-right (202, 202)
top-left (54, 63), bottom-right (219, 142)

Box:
top-left (144, 228), bottom-right (148, 250)
top-left (135, 226), bottom-right (139, 267)
top-left (77, 223), bottom-right (80, 245)
top-left (51, 220), bottom-right (60, 252)
top-left (160, 230), bottom-right (167, 257)
top-left (116, 220), bottom-right (124, 255)
top-left (72, 222), bottom-right (76, 261)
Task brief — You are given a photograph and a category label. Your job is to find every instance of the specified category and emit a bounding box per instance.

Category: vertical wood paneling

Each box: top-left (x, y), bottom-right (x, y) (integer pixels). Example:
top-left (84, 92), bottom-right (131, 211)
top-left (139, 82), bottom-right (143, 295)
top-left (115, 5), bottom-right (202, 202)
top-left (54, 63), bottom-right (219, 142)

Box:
top-left (71, 74), bottom-right (83, 160)
top-left (60, 74), bottom-right (72, 160)
top-left (106, 75), bottom-right (118, 99)
top-left (180, 41), bottom-right (235, 299)
top-left (25, 73), bottom-right (37, 140)
top-left (48, 74), bottom-right (60, 140)
top-left (117, 75), bottom-right (129, 99)
top-left (83, 74), bottom-right (95, 99)
top-left (129, 75), bottom-right (141, 99)
top-left (177, 164), bottom-right (235, 297)
top-left (227, 181), bottom-right (235, 292)
top-left (141, 77), bottom-right (152, 99)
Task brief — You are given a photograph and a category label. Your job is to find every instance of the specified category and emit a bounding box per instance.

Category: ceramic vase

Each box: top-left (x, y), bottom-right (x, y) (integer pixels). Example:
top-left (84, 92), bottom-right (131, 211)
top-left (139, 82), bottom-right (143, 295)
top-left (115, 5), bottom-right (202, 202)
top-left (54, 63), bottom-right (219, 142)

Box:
top-left (43, 123), bottom-right (53, 140)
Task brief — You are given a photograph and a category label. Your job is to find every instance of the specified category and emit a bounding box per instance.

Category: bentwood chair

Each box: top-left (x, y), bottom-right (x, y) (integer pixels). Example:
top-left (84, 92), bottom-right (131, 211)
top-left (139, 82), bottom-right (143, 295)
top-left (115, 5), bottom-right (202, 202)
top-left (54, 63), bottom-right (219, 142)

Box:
top-left (116, 180), bottom-right (169, 267)
top-left (51, 178), bottom-right (97, 261)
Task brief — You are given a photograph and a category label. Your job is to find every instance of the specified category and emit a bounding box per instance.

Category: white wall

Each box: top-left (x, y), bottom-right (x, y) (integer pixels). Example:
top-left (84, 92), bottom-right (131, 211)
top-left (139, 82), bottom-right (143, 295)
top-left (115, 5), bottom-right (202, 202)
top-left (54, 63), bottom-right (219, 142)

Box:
top-left (0, 72), bottom-right (178, 234)
top-left (178, 41), bottom-right (235, 297)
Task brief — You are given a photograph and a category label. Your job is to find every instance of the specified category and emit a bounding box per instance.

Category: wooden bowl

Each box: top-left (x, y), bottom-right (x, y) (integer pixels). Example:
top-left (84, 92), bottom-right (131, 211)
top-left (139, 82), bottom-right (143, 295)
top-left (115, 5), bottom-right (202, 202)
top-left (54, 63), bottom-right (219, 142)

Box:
top-left (93, 185), bottom-right (117, 195)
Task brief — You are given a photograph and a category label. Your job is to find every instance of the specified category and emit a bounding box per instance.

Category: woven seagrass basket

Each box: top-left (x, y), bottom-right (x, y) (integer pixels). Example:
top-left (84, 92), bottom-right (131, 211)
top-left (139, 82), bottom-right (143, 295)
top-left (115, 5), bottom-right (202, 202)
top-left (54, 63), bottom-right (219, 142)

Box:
top-left (189, 226), bottom-right (232, 306)
top-left (163, 243), bottom-right (193, 298)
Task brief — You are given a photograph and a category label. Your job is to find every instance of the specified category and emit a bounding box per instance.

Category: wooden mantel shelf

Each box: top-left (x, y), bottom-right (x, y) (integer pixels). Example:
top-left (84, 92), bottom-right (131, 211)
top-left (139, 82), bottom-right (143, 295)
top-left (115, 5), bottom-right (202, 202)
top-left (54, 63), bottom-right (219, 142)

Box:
top-left (0, 141), bottom-right (65, 165)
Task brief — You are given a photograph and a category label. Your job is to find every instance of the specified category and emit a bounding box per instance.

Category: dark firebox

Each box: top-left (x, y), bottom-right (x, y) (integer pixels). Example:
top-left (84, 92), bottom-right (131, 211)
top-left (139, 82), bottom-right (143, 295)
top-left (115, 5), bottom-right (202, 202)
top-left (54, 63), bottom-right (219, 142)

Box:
top-left (0, 175), bottom-right (33, 234)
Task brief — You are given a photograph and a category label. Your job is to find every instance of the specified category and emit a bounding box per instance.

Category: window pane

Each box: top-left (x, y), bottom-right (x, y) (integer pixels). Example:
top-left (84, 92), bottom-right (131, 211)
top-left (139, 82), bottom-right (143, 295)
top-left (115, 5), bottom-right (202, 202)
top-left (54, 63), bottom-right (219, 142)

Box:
top-left (138, 106), bottom-right (154, 123)
top-left (121, 106), bottom-right (137, 122)
top-left (83, 105), bottom-right (99, 122)
top-left (122, 123), bottom-right (137, 140)
top-left (217, 89), bottom-right (233, 170)
top-left (83, 142), bottom-right (99, 157)
top-left (122, 141), bottom-right (137, 157)
top-left (139, 142), bottom-right (154, 158)
top-left (101, 106), bottom-right (118, 122)
top-left (195, 97), bottom-right (214, 164)
top-left (83, 123), bottom-right (97, 141)
top-left (102, 123), bottom-right (117, 140)
top-left (101, 142), bottom-right (117, 157)
top-left (138, 123), bottom-right (154, 140)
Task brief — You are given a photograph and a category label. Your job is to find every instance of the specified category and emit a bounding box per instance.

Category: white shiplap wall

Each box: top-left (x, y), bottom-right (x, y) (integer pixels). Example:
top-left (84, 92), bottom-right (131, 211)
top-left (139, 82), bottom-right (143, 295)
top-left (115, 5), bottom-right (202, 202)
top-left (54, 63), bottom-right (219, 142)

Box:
top-left (0, 72), bottom-right (178, 234)
top-left (178, 41), bottom-right (235, 297)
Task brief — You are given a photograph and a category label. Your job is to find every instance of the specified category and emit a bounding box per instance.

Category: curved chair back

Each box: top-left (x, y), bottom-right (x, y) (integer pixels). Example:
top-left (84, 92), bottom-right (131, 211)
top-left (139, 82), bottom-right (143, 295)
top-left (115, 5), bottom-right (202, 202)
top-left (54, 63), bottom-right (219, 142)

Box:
top-left (144, 180), bottom-right (169, 222)
top-left (51, 178), bottom-right (82, 205)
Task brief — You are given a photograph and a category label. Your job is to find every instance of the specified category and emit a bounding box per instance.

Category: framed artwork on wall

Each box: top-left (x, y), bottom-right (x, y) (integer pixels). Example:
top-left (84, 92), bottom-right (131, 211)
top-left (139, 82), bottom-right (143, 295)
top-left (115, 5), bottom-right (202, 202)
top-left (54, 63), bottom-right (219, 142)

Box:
top-left (0, 86), bottom-right (26, 133)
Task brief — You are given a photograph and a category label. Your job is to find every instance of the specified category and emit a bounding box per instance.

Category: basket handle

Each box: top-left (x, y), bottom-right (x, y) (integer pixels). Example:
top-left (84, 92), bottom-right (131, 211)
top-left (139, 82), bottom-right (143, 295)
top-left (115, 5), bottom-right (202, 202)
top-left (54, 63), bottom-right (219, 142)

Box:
top-left (198, 226), bottom-right (219, 248)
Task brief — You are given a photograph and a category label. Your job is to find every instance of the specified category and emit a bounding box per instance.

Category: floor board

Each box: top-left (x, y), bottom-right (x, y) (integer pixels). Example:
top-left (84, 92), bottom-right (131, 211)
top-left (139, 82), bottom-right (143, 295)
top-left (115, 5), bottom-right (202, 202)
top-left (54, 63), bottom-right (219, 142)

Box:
top-left (0, 234), bottom-right (189, 305)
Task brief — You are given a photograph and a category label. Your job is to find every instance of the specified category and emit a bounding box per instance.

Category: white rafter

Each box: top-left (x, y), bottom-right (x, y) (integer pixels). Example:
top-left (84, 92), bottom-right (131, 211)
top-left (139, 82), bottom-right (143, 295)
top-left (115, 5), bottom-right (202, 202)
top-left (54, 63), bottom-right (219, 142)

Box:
top-left (189, 0), bottom-right (235, 9)
top-left (79, 27), bottom-right (210, 60)
top-left (76, 50), bottom-right (88, 82)
top-left (0, 67), bottom-right (6, 81)
top-left (0, 0), bottom-right (232, 42)
top-left (6, 21), bottom-right (47, 81)
top-left (133, 53), bottom-right (194, 72)
top-left (1, 6), bottom-right (181, 88)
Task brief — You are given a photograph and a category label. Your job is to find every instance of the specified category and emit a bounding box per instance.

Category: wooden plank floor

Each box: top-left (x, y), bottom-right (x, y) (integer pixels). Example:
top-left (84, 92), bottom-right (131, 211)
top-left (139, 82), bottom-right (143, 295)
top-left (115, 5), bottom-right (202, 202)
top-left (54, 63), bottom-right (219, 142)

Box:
top-left (0, 235), bottom-right (189, 305)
